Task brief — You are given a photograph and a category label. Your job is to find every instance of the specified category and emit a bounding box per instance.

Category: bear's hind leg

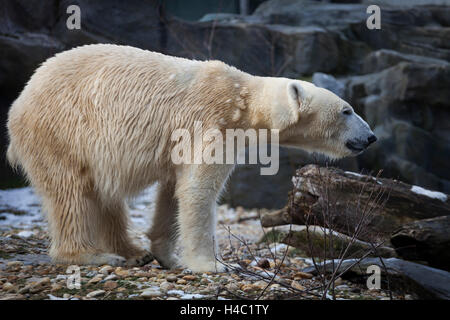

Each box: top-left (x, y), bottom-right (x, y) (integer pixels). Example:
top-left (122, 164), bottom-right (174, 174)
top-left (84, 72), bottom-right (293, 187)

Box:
top-left (147, 181), bottom-right (180, 269)
top-left (44, 192), bottom-right (128, 266)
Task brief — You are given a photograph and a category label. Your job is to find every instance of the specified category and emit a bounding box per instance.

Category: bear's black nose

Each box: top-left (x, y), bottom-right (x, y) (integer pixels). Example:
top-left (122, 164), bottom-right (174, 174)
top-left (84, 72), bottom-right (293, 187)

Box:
top-left (367, 135), bottom-right (377, 145)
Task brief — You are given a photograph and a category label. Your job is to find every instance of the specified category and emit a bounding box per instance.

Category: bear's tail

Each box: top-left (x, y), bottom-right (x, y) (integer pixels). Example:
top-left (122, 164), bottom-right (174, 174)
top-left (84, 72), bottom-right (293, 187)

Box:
top-left (6, 143), bottom-right (20, 170)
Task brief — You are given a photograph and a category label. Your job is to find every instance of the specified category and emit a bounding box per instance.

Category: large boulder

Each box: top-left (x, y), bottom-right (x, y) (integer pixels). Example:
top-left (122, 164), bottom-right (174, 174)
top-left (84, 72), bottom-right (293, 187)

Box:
top-left (344, 62), bottom-right (450, 192)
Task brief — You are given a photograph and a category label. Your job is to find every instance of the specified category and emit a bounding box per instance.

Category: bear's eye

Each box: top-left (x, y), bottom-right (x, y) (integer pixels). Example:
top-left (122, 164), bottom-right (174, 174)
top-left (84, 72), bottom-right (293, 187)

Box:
top-left (342, 108), bottom-right (352, 116)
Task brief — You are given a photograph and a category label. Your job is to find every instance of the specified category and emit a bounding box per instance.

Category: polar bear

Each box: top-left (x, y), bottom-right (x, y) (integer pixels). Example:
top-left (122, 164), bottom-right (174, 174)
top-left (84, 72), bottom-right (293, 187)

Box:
top-left (7, 44), bottom-right (376, 272)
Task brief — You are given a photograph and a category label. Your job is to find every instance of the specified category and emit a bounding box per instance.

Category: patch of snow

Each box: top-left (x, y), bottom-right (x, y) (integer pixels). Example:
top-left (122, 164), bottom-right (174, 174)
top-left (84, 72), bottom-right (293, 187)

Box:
top-left (47, 294), bottom-right (69, 300)
top-left (167, 289), bottom-right (185, 296)
top-left (345, 171), bottom-right (364, 178)
top-left (269, 243), bottom-right (288, 255)
top-left (411, 185), bottom-right (447, 202)
top-left (0, 187), bottom-right (44, 228)
top-left (167, 290), bottom-right (206, 300)
top-left (17, 230), bottom-right (34, 238)
top-left (179, 293), bottom-right (206, 300)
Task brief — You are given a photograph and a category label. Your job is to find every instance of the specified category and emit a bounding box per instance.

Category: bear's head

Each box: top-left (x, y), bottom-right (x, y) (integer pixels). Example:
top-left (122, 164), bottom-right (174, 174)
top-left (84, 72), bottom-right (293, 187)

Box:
top-left (271, 79), bottom-right (376, 159)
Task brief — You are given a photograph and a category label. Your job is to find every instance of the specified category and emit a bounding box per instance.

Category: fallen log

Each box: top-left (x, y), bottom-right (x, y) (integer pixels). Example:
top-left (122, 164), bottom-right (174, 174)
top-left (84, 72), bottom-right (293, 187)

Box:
top-left (303, 257), bottom-right (450, 300)
top-left (261, 165), bottom-right (450, 241)
top-left (260, 225), bottom-right (396, 259)
top-left (391, 215), bottom-right (450, 271)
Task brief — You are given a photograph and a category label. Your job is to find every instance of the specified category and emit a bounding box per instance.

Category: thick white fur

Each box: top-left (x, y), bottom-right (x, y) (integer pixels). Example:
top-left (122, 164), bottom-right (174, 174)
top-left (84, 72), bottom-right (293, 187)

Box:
top-left (7, 44), bottom-right (372, 272)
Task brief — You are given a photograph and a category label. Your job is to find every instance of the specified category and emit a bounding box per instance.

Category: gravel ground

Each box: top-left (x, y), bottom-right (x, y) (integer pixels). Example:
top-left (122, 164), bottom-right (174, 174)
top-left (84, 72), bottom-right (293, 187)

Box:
top-left (0, 187), bottom-right (408, 300)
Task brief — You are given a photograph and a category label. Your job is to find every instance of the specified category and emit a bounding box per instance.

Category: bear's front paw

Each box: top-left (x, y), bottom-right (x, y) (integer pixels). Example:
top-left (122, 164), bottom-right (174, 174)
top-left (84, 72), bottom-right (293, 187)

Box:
top-left (184, 257), bottom-right (228, 273)
top-left (154, 253), bottom-right (181, 269)
top-left (126, 251), bottom-right (154, 267)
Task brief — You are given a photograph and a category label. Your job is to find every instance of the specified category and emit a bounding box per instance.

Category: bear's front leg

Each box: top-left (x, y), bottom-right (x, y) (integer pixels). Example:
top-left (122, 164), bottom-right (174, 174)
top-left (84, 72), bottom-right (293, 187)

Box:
top-left (175, 164), bottom-right (234, 273)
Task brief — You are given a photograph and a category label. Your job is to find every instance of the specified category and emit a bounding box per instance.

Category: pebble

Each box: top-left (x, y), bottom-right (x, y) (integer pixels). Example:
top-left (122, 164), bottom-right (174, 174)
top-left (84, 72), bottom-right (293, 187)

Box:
top-left (6, 261), bottom-right (23, 271)
top-left (334, 277), bottom-right (343, 286)
top-left (103, 281), bottom-right (118, 291)
top-left (241, 284), bottom-right (257, 293)
top-left (99, 265), bottom-right (113, 275)
top-left (141, 289), bottom-right (161, 298)
top-left (225, 283), bottom-right (239, 291)
top-left (182, 275), bottom-right (197, 281)
top-left (88, 275), bottom-right (103, 284)
top-left (2, 282), bottom-right (16, 292)
top-left (160, 281), bottom-right (174, 292)
top-left (104, 274), bottom-right (118, 281)
top-left (291, 280), bottom-right (305, 291)
top-left (86, 290), bottom-right (106, 298)
top-left (177, 279), bottom-right (187, 285)
top-left (293, 272), bottom-right (313, 280)
top-left (51, 283), bottom-right (63, 292)
top-left (257, 259), bottom-right (270, 269)
top-left (114, 267), bottom-right (130, 277)
top-left (135, 271), bottom-right (154, 278)
top-left (253, 280), bottom-right (269, 290)
top-left (29, 277), bottom-right (51, 293)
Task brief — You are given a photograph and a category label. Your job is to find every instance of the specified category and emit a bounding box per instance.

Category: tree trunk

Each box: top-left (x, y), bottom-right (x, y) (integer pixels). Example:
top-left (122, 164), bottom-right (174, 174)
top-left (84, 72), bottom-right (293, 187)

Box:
top-left (391, 215), bottom-right (450, 271)
top-left (261, 165), bottom-right (450, 241)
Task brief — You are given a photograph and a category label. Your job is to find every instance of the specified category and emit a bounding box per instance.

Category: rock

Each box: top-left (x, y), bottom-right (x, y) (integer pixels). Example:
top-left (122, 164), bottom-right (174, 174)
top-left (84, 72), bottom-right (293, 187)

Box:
top-left (182, 275), bottom-right (197, 281)
top-left (104, 274), bottom-right (118, 281)
top-left (362, 49), bottom-right (449, 74)
top-left (99, 265), bottom-right (113, 275)
top-left (114, 267), bottom-right (130, 278)
top-left (135, 271), bottom-right (154, 278)
top-left (241, 284), bottom-right (258, 293)
top-left (87, 275), bottom-right (103, 284)
top-left (312, 73), bottom-right (345, 98)
top-left (303, 257), bottom-right (450, 300)
top-left (391, 215), bottom-right (450, 271)
top-left (293, 272), bottom-right (314, 280)
top-left (257, 259), bottom-right (271, 269)
top-left (2, 282), bottom-right (16, 292)
top-left (86, 290), bottom-right (106, 298)
top-left (291, 280), bottom-right (305, 291)
top-left (103, 281), bottom-right (118, 291)
top-left (29, 277), bottom-right (51, 293)
top-left (140, 289), bottom-right (161, 298)
top-left (50, 283), bottom-right (63, 292)
top-left (166, 275), bottom-right (178, 282)
top-left (6, 261), bottom-right (23, 271)
top-left (225, 282), bottom-right (240, 291)
top-left (345, 62), bottom-right (450, 193)
top-left (159, 281), bottom-right (174, 293)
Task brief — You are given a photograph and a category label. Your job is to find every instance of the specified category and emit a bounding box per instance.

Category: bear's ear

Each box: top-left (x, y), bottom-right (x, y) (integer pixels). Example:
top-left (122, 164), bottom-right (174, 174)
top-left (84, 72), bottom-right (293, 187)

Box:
top-left (287, 81), bottom-right (306, 109)
top-left (271, 80), bottom-right (305, 130)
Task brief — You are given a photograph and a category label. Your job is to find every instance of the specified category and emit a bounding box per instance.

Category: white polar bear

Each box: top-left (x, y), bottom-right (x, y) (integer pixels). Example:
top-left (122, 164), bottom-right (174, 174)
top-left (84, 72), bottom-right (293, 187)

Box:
top-left (7, 44), bottom-right (376, 272)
